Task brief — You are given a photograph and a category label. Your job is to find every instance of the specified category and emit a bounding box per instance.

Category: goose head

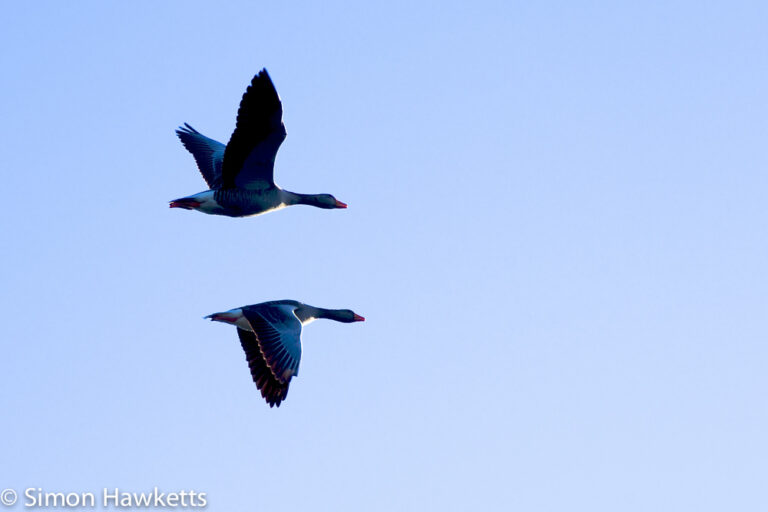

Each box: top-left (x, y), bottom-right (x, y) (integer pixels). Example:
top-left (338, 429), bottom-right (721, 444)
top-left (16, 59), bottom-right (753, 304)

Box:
top-left (310, 194), bottom-right (347, 209)
top-left (322, 309), bottom-right (365, 323)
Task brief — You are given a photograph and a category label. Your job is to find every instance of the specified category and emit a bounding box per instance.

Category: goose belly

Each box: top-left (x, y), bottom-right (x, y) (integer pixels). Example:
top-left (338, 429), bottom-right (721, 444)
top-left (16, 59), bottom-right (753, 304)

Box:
top-left (216, 188), bottom-right (285, 217)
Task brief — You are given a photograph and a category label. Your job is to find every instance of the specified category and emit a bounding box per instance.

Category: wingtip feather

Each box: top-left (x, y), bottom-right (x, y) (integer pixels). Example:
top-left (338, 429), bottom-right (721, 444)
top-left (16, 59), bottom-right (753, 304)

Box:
top-left (176, 123), bottom-right (200, 136)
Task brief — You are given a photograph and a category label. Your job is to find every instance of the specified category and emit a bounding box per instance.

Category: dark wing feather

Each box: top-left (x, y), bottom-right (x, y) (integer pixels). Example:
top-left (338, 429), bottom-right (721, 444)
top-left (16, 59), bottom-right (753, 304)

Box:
top-left (242, 307), bottom-right (302, 385)
top-left (222, 69), bottom-right (287, 189)
top-left (175, 123), bottom-right (225, 188)
top-left (237, 328), bottom-right (289, 408)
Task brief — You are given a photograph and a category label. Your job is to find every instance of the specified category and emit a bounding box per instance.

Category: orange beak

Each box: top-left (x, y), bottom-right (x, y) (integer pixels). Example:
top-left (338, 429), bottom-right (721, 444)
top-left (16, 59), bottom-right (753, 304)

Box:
top-left (353, 314), bottom-right (365, 322)
top-left (335, 200), bottom-right (348, 208)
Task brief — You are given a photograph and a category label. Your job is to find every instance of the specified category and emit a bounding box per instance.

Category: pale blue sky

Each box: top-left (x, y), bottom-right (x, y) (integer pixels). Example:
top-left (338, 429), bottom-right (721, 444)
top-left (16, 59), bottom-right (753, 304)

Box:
top-left (2, 1), bottom-right (767, 510)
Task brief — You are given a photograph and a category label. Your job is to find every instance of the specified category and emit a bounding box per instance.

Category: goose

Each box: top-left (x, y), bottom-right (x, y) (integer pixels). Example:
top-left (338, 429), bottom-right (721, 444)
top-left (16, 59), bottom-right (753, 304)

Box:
top-left (170, 69), bottom-right (347, 217)
top-left (206, 300), bottom-right (364, 407)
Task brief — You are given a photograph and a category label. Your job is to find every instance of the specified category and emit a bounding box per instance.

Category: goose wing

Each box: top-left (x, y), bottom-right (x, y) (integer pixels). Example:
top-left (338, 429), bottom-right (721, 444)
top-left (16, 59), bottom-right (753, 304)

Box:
top-left (239, 304), bottom-right (302, 407)
top-left (221, 69), bottom-right (286, 190)
top-left (175, 123), bottom-right (225, 188)
top-left (237, 329), bottom-right (290, 407)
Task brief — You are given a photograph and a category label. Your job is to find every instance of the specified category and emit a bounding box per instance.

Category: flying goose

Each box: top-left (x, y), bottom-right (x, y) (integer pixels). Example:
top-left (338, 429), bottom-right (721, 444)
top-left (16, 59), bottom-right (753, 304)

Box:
top-left (206, 300), bottom-right (364, 407)
top-left (170, 69), bottom-right (347, 217)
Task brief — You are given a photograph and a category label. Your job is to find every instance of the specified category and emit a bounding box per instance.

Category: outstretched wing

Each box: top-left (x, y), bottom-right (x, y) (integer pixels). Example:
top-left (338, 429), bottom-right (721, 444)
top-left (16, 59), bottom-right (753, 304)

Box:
top-left (221, 69), bottom-right (287, 189)
top-left (243, 305), bottom-right (302, 381)
top-left (175, 123), bottom-right (225, 188)
top-left (237, 329), bottom-right (290, 407)
top-left (238, 304), bottom-right (302, 407)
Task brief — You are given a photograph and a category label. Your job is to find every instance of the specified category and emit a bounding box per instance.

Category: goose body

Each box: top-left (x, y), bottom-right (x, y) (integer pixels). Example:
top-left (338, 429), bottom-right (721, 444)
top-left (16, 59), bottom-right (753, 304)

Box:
top-left (171, 70), bottom-right (347, 217)
top-left (206, 300), bottom-right (364, 407)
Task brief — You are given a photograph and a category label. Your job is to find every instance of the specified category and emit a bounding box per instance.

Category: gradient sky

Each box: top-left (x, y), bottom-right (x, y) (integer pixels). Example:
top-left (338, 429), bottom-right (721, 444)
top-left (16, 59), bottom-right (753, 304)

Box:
top-left (2, 1), bottom-right (768, 510)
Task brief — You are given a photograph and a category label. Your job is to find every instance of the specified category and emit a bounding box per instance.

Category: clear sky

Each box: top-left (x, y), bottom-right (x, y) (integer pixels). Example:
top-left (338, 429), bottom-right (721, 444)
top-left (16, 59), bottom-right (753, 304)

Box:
top-left (2, 1), bottom-right (767, 510)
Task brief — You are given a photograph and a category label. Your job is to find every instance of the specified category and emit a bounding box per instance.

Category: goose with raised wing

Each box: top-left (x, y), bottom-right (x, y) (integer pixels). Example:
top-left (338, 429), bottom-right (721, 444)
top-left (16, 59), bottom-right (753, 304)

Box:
top-left (206, 300), bottom-right (364, 407)
top-left (170, 69), bottom-right (347, 217)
